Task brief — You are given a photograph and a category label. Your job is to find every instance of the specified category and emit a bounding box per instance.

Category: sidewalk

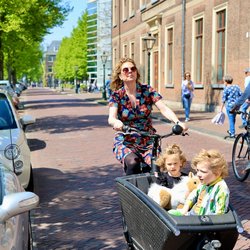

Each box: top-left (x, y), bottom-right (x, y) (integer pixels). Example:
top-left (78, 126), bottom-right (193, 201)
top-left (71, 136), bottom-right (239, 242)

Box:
top-left (58, 88), bottom-right (243, 142)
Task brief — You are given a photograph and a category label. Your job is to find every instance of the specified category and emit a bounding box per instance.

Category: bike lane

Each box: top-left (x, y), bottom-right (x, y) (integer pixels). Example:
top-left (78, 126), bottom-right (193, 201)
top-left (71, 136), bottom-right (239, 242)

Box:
top-left (21, 88), bottom-right (249, 250)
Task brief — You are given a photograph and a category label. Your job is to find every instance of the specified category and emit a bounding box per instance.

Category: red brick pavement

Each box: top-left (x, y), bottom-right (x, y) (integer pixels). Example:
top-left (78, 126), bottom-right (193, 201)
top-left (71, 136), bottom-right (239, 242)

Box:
top-left (20, 87), bottom-right (249, 250)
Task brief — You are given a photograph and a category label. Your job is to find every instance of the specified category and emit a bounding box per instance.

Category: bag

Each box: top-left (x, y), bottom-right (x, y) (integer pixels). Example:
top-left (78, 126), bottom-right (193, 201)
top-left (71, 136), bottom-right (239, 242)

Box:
top-left (184, 93), bottom-right (191, 99)
top-left (211, 112), bottom-right (225, 125)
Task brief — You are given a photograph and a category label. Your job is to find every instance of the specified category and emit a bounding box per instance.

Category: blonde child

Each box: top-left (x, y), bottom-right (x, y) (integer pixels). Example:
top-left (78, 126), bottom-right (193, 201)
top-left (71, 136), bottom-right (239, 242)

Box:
top-left (169, 149), bottom-right (230, 216)
top-left (155, 144), bottom-right (188, 188)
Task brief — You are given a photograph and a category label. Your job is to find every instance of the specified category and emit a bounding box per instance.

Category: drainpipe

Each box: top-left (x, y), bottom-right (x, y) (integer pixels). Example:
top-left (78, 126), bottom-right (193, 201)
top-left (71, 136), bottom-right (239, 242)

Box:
top-left (181, 0), bottom-right (186, 80)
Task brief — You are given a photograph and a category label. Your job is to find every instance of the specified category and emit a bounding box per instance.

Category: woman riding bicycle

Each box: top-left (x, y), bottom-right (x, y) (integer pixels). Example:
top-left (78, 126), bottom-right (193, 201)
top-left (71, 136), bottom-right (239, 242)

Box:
top-left (108, 57), bottom-right (187, 175)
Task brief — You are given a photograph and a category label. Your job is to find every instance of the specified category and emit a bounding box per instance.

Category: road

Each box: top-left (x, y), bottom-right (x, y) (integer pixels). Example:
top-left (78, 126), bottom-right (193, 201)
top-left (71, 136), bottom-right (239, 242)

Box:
top-left (20, 87), bottom-right (249, 250)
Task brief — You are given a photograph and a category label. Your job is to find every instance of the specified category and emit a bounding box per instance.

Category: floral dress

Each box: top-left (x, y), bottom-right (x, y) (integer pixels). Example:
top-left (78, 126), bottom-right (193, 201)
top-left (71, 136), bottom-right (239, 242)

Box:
top-left (109, 83), bottom-right (162, 165)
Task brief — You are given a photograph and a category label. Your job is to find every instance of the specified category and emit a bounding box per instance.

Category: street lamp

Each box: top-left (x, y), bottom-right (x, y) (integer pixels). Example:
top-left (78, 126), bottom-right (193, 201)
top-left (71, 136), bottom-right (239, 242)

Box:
top-left (101, 52), bottom-right (108, 100)
top-left (143, 33), bottom-right (156, 85)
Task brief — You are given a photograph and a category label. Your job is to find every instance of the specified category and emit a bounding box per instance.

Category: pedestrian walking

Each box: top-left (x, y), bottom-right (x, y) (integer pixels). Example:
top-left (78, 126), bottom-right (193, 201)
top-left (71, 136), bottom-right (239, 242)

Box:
top-left (108, 57), bottom-right (187, 175)
top-left (181, 72), bottom-right (194, 122)
top-left (239, 67), bottom-right (250, 128)
top-left (220, 75), bottom-right (242, 138)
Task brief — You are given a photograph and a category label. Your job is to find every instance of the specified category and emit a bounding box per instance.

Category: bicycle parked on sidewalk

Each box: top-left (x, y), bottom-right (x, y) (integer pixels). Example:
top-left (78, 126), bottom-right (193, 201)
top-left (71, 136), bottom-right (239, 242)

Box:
top-left (231, 110), bottom-right (250, 182)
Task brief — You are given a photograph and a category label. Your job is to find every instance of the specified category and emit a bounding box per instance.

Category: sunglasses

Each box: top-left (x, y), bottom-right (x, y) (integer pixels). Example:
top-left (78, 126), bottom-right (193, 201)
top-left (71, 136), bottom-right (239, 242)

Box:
top-left (122, 66), bottom-right (137, 74)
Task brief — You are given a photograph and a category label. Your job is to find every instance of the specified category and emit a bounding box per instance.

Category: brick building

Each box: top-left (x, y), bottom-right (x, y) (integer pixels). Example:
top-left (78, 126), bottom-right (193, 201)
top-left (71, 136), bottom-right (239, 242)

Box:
top-left (112, 0), bottom-right (249, 111)
top-left (44, 41), bottom-right (61, 87)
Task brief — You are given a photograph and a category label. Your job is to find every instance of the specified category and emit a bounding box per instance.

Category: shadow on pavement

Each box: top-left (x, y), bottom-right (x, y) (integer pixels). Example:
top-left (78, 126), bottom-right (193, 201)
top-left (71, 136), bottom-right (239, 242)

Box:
top-left (27, 138), bottom-right (47, 152)
top-left (32, 165), bottom-right (126, 249)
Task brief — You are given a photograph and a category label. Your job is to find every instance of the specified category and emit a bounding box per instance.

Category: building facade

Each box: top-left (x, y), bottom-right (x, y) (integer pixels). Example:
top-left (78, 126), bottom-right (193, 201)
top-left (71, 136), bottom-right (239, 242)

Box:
top-left (87, 0), bottom-right (112, 88)
top-left (44, 40), bottom-right (61, 87)
top-left (112, 0), bottom-right (249, 111)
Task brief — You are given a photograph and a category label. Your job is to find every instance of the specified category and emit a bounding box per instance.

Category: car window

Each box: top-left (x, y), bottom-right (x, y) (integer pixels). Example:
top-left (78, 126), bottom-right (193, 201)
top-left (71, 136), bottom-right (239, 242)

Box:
top-left (0, 93), bottom-right (18, 130)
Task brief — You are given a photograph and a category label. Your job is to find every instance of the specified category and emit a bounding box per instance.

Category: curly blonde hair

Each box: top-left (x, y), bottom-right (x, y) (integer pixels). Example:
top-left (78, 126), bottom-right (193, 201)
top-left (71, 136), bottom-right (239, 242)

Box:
top-left (110, 57), bottom-right (141, 91)
top-left (156, 144), bottom-right (187, 172)
top-left (191, 149), bottom-right (228, 178)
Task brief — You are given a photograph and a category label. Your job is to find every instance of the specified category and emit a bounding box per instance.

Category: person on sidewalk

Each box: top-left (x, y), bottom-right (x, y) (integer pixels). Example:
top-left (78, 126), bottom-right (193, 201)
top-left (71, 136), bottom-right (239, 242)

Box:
top-left (239, 68), bottom-right (250, 128)
top-left (220, 75), bottom-right (242, 138)
top-left (181, 72), bottom-right (194, 122)
top-left (108, 57), bottom-right (187, 175)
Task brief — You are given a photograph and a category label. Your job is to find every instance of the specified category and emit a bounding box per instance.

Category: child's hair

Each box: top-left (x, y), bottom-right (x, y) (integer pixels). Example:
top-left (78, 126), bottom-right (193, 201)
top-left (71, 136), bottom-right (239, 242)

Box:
top-left (191, 149), bottom-right (228, 178)
top-left (156, 144), bottom-right (187, 172)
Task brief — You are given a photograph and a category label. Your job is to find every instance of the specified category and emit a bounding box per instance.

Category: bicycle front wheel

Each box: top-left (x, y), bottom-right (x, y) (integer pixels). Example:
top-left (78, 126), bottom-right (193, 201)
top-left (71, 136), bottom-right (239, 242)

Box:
top-left (232, 133), bottom-right (250, 182)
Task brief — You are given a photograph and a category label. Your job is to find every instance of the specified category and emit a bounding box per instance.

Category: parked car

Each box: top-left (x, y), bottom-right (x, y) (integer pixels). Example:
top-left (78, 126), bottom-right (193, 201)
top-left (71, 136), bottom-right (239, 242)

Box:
top-left (0, 90), bottom-right (35, 191)
top-left (0, 162), bottom-right (39, 250)
top-left (0, 80), bottom-right (20, 108)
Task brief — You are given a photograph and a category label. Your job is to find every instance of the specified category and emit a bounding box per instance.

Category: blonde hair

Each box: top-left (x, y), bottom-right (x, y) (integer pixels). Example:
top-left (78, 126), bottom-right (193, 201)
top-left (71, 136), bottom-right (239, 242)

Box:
top-left (156, 144), bottom-right (187, 172)
top-left (110, 57), bottom-right (141, 91)
top-left (191, 149), bottom-right (228, 178)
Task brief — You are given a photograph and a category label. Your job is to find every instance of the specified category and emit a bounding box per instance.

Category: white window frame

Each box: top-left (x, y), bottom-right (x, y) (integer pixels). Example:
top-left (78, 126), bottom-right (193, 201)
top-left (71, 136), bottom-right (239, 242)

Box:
top-left (191, 13), bottom-right (205, 87)
top-left (211, 3), bottom-right (228, 87)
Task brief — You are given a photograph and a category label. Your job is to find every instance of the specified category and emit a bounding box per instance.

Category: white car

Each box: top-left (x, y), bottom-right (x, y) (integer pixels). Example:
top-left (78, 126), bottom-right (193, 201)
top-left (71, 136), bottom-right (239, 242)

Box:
top-left (0, 90), bottom-right (35, 191)
top-left (0, 80), bottom-right (20, 108)
top-left (0, 163), bottom-right (39, 250)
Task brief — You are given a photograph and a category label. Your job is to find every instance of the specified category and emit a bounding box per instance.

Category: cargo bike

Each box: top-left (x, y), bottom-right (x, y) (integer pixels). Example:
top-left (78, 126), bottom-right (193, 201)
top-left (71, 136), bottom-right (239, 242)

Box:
top-left (115, 125), bottom-right (243, 250)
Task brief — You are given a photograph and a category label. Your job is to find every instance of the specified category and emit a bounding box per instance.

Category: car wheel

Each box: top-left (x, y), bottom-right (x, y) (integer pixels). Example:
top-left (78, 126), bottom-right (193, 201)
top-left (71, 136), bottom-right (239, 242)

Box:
top-left (26, 165), bottom-right (34, 192)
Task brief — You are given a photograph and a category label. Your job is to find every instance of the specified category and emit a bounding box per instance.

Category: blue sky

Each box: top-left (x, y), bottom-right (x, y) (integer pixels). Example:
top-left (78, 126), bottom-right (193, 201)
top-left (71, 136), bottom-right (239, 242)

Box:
top-left (43, 0), bottom-right (87, 47)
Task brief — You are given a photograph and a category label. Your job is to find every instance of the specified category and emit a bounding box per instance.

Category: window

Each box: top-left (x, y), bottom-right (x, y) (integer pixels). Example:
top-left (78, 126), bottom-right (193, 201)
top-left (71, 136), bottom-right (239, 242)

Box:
top-left (48, 66), bottom-right (53, 73)
top-left (123, 0), bottom-right (129, 21)
top-left (194, 18), bottom-right (203, 83)
top-left (112, 0), bottom-right (118, 26)
top-left (113, 48), bottom-right (117, 68)
top-left (47, 55), bottom-right (55, 62)
top-left (166, 27), bottom-right (174, 85)
top-left (130, 42), bottom-right (135, 60)
top-left (129, 0), bottom-right (135, 17)
top-left (123, 44), bottom-right (128, 57)
top-left (216, 9), bottom-right (226, 83)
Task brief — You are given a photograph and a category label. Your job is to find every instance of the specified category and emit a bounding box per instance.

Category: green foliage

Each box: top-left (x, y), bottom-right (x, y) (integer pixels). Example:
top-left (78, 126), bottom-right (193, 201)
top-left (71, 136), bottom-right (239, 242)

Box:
top-left (0, 0), bottom-right (72, 81)
top-left (53, 11), bottom-right (88, 82)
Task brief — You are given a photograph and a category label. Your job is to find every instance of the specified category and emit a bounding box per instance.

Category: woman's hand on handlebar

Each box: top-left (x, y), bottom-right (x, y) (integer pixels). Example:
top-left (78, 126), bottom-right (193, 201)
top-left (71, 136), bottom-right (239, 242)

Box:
top-left (178, 121), bottom-right (188, 132)
top-left (113, 119), bottom-right (124, 131)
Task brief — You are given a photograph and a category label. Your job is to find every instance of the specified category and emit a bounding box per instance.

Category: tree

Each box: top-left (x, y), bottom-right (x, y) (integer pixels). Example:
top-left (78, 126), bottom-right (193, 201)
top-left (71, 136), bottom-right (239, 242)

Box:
top-left (0, 0), bottom-right (72, 80)
top-left (53, 11), bottom-right (88, 82)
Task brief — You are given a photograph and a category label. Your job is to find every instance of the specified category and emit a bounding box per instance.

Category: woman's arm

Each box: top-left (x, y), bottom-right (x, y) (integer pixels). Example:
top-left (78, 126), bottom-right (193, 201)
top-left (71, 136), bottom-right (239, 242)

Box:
top-left (155, 100), bottom-right (187, 130)
top-left (108, 106), bottom-right (124, 131)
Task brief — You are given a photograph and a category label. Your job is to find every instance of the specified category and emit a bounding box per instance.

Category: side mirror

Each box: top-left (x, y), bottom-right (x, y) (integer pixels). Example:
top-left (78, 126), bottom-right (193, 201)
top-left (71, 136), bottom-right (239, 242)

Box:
top-left (20, 115), bottom-right (36, 131)
top-left (0, 192), bottom-right (39, 222)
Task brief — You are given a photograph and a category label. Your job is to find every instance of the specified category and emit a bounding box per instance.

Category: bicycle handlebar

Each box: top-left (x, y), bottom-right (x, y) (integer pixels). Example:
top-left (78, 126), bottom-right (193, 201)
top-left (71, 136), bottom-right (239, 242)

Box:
top-left (122, 124), bottom-right (186, 138)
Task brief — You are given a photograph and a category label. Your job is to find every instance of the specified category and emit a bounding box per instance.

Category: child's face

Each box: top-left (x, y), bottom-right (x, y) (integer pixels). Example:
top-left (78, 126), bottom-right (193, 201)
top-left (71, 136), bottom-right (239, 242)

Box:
top-left (164, 154), bottom-right (182, 177)
top-left (196, 161), bottom-right (219, 185)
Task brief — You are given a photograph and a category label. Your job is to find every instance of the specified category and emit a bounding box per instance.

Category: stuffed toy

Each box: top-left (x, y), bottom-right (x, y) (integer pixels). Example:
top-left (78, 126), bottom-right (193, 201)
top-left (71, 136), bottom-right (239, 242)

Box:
top-left (147, 172), bottom-right (200, 210)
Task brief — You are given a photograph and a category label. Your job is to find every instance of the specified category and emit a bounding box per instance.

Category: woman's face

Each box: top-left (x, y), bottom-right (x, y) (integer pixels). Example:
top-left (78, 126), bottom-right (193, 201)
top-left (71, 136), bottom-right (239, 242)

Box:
top-left (164, 154), bottom-right (182, 177)
top-left (196, 161), bottom-right (219, 185)
top-left (119, 62), bottom-right (137, 83)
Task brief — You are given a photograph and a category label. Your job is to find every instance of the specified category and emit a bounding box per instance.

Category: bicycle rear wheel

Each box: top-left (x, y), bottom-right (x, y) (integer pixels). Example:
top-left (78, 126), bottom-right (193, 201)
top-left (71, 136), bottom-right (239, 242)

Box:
top-left (232, 133), bottom-right (250, 182)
